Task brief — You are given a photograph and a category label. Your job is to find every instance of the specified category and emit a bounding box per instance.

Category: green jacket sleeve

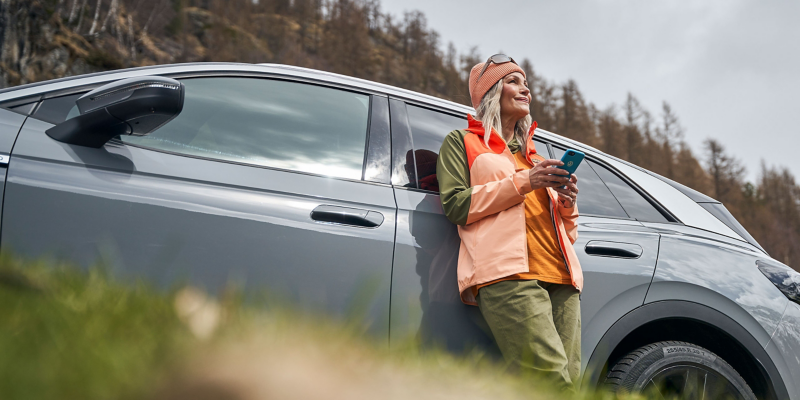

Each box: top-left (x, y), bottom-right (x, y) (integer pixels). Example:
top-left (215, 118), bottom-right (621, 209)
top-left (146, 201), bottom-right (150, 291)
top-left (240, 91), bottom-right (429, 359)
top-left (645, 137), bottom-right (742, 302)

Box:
top-left (437, 130), bottom-right (472, 226)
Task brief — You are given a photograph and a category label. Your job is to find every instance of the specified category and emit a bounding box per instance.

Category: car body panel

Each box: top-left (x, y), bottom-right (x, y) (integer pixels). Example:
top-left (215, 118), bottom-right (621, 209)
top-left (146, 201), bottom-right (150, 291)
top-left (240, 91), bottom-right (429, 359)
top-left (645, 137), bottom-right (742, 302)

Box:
top-left (645, 231), bottom-right (788, 345)
top-left (766, 301), bottom-right (800, 398)
top-left (0, 108), bottom-right (26, 231)
top-left (5, 116), bottom-right (397, 339)
top-left (575, 216), bottom-right (661, 372)
top-left (389, 187), bottom-right (498, 353)
top-left (0, 108), bottom-right (25, 153)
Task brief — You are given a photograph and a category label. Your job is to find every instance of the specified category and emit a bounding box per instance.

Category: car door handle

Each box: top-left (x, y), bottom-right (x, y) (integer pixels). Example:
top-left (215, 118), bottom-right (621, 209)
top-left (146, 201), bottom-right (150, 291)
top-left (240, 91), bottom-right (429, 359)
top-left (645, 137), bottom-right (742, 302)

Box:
top-left (310, 205), bottom-right (384, 228)
top-left (585, 241), bottom-right (643, 259)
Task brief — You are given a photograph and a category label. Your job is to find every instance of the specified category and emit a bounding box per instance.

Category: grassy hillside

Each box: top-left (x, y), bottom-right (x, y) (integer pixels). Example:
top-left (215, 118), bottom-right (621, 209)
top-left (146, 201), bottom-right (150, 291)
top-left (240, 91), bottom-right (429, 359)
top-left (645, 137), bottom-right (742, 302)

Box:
top-left (0, 253), bottom-right (641, 400)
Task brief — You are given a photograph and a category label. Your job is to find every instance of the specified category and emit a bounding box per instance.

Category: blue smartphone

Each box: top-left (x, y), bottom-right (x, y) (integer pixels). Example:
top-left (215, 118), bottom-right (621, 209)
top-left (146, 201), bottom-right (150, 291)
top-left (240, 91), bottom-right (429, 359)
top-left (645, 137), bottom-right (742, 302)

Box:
top-left (555, 149), bottom-right (585, 187)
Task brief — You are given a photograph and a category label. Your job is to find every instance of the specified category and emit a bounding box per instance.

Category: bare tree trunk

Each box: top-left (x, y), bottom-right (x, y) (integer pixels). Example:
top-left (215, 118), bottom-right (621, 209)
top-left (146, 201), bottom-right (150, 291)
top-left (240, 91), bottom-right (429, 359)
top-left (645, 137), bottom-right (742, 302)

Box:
top-left (115, 7), bottom-right (123, 45)
top-left (100, 0), bottom-right (117, 33)
top-left (67, 0), bottom-right (79, 23)
top-left (88, 0), bottom-right (102, 35)
top-left (142, 0), bottom-right (167, 35)
top-left (75, 0), bottom-right (88, 32)
top-left (127, 14), bottom-right (135, 60)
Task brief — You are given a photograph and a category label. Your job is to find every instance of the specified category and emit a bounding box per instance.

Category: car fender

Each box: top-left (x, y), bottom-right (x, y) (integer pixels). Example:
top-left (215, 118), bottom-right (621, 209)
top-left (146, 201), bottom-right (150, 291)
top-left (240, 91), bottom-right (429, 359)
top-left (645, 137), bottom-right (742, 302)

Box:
top-left (582, 299), bottom-right (789, 400)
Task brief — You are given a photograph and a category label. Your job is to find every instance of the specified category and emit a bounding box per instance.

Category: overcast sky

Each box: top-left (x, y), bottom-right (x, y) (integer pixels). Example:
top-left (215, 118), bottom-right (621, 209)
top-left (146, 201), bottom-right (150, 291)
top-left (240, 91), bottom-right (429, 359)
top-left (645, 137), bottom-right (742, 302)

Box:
top-left (380, 0), bottom-right (800, 182)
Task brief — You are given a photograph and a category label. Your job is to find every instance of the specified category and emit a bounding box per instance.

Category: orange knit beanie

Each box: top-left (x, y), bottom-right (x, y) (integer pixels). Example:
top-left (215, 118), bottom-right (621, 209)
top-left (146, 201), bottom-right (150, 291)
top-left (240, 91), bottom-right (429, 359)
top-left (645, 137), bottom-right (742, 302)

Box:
top-left (468, 61), bottom-right (526, 110)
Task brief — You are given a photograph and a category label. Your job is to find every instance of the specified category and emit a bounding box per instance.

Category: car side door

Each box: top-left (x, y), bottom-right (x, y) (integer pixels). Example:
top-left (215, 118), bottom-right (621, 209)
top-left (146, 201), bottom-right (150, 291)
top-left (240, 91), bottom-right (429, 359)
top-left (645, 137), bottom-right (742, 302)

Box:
top-left (547, 145), bottom-right (665, 378)
top-left (4, 75), bottom-right (396, 338)
top-left (387, 100), bottom-right (492, 352)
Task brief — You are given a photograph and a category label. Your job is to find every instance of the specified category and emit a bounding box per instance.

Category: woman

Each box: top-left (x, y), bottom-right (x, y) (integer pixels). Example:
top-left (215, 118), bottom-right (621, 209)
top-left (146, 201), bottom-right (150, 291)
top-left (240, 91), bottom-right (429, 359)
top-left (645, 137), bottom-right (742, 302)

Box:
top-left (436, 55), bottom-right (582, 391)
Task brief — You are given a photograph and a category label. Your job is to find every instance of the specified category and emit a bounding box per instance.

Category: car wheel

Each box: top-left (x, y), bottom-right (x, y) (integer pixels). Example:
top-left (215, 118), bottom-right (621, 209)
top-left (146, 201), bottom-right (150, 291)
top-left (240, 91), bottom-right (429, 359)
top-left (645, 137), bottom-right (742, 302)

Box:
top-left (604, 340), bottom-right (756, 400)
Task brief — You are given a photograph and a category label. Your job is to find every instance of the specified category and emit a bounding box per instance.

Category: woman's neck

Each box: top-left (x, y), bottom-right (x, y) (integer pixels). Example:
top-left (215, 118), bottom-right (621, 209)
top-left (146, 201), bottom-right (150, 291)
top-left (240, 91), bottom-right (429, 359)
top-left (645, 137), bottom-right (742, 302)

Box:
top-left (500, 114), bottom-right (517, 142)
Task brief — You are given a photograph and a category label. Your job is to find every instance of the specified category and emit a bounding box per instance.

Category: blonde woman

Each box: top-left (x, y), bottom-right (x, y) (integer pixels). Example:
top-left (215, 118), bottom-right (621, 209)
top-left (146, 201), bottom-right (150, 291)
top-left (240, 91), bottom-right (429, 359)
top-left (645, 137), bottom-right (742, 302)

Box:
top-left (436, 55), bottom-right (582, 391)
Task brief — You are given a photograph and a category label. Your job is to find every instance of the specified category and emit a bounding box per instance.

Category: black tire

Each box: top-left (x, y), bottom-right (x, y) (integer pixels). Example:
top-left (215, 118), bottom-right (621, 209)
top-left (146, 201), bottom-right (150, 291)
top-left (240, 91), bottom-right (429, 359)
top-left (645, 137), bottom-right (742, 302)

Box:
top-left (604, 341), bottom-right (756, 400)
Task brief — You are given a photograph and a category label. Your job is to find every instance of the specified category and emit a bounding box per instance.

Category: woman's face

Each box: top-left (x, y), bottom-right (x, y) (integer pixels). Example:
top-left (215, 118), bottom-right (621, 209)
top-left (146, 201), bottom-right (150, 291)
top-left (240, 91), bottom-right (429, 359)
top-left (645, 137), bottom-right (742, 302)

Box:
top-left (499, 72), bottom-right (531, 121)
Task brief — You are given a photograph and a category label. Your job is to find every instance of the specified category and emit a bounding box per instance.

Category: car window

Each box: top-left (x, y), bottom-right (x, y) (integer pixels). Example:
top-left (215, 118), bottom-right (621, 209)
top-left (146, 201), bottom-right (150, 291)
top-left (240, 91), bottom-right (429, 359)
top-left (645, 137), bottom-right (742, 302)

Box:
top-left (552, 146), bottom-right (629, 218)
top-left (532, 138), bottom-right (550, 158)
top-left (405, 104), bottom-right (466, 192)
top-left (122, 77), bottom-right (370, 180)
top-left (588, 160), bottom-right (669, 223)
top-left (32, 93), bottom-right (83, 124)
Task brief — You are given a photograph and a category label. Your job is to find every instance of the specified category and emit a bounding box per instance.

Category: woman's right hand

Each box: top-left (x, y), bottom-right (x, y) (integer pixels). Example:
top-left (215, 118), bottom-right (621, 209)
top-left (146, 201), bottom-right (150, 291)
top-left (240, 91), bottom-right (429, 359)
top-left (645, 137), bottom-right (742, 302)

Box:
top-left (528, 160), bottom-right (571, 190)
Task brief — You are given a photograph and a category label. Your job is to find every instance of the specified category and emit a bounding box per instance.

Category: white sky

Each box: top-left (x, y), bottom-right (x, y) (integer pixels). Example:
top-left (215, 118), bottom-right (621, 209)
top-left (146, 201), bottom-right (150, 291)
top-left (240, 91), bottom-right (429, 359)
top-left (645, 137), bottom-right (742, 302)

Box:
top-left (379, 0), bottom-right (800, 182)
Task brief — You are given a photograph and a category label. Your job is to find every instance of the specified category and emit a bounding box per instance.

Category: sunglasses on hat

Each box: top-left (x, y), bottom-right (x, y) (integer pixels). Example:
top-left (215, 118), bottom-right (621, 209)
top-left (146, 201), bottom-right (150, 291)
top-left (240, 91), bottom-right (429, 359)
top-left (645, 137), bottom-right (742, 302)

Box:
top-left (477, 54), bottom-right (518, 80)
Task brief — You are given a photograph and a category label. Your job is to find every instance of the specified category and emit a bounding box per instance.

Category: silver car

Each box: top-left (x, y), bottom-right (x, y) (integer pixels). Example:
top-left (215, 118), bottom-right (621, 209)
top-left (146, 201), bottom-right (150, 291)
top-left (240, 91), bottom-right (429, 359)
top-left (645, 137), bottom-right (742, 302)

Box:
top-left (0, 63), bottom-right (797, 399)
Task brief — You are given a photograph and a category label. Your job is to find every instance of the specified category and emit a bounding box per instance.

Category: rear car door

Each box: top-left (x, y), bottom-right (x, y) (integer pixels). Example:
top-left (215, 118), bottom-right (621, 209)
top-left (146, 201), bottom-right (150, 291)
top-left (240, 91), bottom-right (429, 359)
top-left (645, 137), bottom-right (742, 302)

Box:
top-left (387, 100), bottom-right (487, 351)
top-left (3, 75), bottom-right (396, 337)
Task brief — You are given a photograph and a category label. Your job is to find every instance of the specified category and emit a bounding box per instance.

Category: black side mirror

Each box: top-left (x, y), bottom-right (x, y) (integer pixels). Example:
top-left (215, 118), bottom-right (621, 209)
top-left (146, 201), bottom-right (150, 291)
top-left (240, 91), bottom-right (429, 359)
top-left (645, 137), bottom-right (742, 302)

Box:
top-left (46, 76), bottom-right (184, 148)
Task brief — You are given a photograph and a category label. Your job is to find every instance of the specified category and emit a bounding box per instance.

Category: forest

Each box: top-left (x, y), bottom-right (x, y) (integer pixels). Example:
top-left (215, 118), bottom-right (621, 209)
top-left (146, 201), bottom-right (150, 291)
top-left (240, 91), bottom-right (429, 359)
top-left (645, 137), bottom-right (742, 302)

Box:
top-left (2, 0), bottom-right (799, 270)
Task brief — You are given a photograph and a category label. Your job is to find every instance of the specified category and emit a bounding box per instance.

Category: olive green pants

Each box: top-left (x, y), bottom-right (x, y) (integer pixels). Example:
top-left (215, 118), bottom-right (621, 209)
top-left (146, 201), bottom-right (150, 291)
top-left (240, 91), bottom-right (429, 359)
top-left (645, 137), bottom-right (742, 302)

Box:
top-left (476, 279), bottom-right (581, 391)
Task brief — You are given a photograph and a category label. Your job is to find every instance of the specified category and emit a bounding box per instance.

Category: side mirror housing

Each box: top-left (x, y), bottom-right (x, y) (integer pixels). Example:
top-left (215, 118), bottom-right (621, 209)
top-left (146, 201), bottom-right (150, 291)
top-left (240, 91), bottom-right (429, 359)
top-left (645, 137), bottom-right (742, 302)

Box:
top-left (46, 76), bottom-right (184, 148)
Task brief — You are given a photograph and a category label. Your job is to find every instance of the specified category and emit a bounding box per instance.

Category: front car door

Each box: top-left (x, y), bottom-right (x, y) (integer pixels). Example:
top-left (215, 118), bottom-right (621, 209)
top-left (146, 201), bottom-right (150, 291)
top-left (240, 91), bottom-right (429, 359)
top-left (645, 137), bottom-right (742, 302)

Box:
top-left (547, 144), bottom-right (665, 380)
top-left (3, 74), bottom-right (396, 337)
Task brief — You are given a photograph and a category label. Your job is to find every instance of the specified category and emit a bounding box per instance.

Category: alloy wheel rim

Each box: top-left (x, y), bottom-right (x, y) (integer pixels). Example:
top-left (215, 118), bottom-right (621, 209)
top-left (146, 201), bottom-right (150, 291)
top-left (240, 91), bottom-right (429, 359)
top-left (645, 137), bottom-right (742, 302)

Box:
top-left (641, 363), bottom-right (744, 400)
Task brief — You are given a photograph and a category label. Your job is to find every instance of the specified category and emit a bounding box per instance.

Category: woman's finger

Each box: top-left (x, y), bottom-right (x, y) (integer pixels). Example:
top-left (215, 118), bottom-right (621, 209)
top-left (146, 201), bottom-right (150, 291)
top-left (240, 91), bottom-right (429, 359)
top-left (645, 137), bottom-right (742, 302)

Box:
top-left (565, 182), bottom-right (578, 193)
top-left (537, 172), bottom-right (570, 182)
top-left (553, 186), bottom-right (571, 195)
top-left (541, 178), bottom-right (570, 187)
top-left (538, 159), bottom-right (564, 169)
top-left (537, 167), bottom-right (569, 177)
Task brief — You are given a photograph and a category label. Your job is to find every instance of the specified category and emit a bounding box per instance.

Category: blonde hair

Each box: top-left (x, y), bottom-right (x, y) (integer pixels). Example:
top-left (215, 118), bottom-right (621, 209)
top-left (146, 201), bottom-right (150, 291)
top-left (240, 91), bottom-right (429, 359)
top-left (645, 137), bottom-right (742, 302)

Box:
top-left (474, 79), bottom-right (532, 153)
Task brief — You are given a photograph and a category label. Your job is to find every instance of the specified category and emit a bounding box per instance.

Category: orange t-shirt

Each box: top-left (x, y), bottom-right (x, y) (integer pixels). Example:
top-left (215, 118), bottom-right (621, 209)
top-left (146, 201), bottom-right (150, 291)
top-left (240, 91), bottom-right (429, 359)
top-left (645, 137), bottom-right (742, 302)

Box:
top-left (472, 151), bottom-right (571, 297)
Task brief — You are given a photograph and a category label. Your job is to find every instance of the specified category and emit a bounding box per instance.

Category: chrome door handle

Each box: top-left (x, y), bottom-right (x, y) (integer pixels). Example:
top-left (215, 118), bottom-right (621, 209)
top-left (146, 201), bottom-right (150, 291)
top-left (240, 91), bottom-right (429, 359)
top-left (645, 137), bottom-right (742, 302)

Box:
top-left (310, 205), bottom-right (384, 228)
top-left (585, 241), bottom-right (643, 259)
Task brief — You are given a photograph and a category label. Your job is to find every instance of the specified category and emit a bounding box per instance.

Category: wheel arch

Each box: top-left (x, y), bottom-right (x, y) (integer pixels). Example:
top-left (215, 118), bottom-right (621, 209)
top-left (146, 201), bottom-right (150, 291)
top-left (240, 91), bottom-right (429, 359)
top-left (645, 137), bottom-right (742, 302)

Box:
top-left (582, 300), bottom-right (788, 400)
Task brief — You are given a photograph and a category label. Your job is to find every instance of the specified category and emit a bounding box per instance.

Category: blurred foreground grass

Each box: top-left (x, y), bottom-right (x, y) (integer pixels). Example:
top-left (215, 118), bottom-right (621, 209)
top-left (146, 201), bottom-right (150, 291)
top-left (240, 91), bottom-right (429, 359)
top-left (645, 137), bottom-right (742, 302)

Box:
top-left (0, 254), bottom-right (635, 400)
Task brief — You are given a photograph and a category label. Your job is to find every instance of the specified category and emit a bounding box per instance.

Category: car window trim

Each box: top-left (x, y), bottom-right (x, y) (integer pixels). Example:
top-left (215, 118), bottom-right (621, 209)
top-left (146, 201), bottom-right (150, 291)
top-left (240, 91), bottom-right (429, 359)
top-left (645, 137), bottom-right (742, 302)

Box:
top-left (360, 95), bottom-right (374, 181)
top-left (363, 96), bottom-right (391, 184)
top-left (399, 98), bottom-right (470, 121)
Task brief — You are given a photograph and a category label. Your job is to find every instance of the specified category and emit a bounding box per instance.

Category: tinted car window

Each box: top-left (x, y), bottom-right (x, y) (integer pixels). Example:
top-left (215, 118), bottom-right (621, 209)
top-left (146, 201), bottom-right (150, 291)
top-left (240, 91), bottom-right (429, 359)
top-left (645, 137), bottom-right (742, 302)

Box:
top-left (552, 146), bottom-right (629, 218)
top-left (589, 160), bottom-right (669, 223)
top-left (33, 93), bottom-right (83, 124)
top-left (532, 138), bottom-right (550, 158)
top-left (405, 105), bottom-right (466, 192)
top-left (122, 77), bottom-right (370, 180)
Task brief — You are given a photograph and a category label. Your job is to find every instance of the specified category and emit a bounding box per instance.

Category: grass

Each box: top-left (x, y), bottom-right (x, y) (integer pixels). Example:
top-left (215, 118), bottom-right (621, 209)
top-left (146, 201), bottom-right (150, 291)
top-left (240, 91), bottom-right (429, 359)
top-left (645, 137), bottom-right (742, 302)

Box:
top-left (0, 253), bottom-right (638, 400)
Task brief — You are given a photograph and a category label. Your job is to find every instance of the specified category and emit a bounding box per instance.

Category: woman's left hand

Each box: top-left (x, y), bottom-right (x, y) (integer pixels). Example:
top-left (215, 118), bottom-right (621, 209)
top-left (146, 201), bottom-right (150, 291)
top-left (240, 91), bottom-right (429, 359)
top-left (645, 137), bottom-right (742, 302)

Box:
top-left (554, 174), bottom-right (578, 208)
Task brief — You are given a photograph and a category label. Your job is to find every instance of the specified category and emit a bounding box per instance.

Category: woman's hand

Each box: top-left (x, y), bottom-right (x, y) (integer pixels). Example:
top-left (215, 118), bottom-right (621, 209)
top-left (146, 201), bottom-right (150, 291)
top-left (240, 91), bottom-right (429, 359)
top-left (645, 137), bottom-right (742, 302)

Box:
top-left (528, 160), bottom-right (571, 191)
top-left (553, 174), bottom-right (579, 208)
